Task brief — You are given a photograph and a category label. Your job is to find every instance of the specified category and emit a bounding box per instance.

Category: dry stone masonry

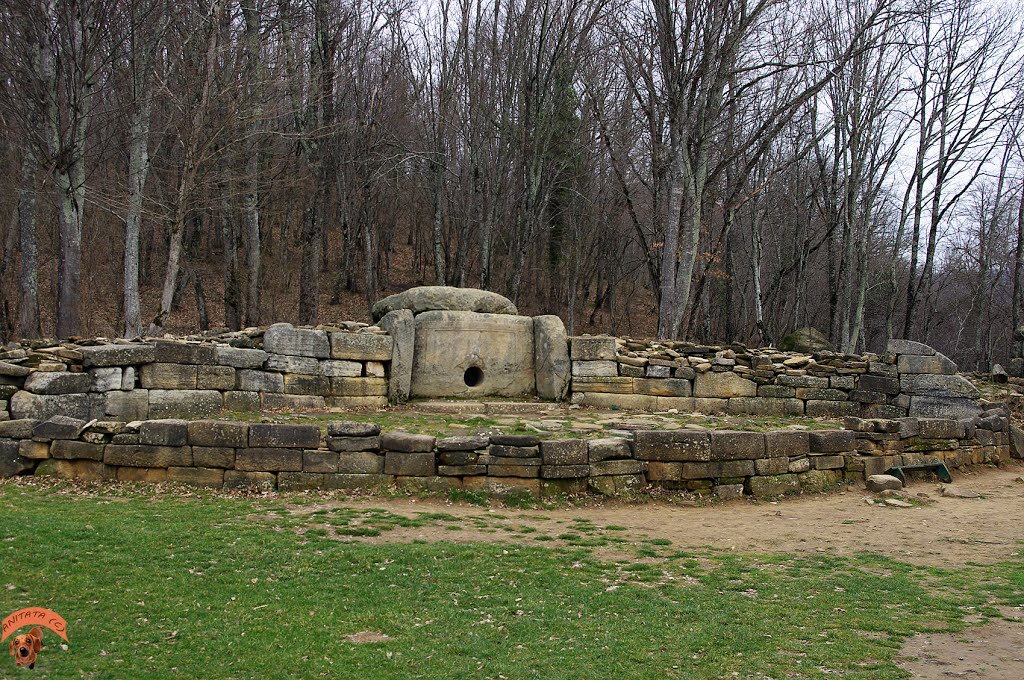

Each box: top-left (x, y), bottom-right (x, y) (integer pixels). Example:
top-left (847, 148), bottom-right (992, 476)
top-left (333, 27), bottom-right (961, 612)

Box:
top-left (0, 286), bottom-right (1017, 497)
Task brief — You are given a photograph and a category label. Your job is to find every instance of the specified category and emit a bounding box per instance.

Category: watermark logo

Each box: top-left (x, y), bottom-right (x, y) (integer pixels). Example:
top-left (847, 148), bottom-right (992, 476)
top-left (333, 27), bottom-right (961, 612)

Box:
top-left (3, 608), bottom-right (69, 670)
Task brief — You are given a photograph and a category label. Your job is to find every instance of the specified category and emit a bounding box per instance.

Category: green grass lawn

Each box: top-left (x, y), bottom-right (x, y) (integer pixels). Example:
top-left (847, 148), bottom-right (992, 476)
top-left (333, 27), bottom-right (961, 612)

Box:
top-left (2, 480), bottom-right (1022, 678)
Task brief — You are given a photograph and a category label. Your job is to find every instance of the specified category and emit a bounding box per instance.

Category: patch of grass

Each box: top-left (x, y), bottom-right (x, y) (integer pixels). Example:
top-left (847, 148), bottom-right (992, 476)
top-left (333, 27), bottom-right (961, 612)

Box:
top-left (3, 481), bottom-right (1023, 679)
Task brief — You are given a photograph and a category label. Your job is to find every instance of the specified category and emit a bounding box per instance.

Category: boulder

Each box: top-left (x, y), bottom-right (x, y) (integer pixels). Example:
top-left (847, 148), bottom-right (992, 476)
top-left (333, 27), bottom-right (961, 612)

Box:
top-left (371, 286), bottom-right (518, 322)
top-left (778, 327), bottom-right (833, 353)
top-left (865, 474), bottom-right (903, 492)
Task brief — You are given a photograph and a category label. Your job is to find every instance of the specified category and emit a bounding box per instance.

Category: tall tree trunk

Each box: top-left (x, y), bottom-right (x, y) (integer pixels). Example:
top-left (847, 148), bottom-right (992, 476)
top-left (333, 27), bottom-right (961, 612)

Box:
top-left (123, 97), bottom-right (152, 338)
top-left (241, 0), bottom-right (262, 326)
top-left (17, 153), bottom-right (40, 339)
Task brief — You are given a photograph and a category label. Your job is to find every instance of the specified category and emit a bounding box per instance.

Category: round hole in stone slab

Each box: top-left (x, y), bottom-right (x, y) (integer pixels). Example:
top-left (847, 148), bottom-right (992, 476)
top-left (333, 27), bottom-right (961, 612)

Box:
top-left (464, 366), bottom-right (483, 387)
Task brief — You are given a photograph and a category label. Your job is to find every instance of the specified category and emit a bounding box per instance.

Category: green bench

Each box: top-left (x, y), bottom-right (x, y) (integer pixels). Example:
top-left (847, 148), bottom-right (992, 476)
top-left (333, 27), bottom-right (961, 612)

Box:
top-left (885, 462), bottom-right (952, 485)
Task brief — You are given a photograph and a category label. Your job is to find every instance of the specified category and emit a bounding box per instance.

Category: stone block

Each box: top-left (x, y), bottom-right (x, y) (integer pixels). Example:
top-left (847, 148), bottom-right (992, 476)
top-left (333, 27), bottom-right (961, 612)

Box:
top-left (90, 367), bottom-right (123, 392)
top-left (378, 309), bottom-right (413, 403)
top-left (858, 374), bottom-right (900, 395)
top-left (0, 361), bottom-right (31, 378)
top-left (327, 436), bottom-right (381, 452)
top-left (646, 461), bottom-right (682, 481)
top-left (808, 430), bottom-right (855, 453)
top-left (540, 464), bottom-right (589, 479)
top-left (900, 374), bottom-right (979, 399)
top-left (747, 474), bottom-right (800, 498)
top-left (438, 464), bottom-right (486, 476)
top-left (324, 396), bottom-right (387, 409)
top-left (19, 440), bottom-right (51, 459)
top-left (236, 370), bottom-right (284, 393)
top-left (693, 371), bottom-right (756, 398)
top-left (488, 464), bottom-right (540, 478)
top-left (727, 397), bottom-right (803, 416)
top-left (830, 376), bottom-right (856, 390)
top-left (104, 390), bottom-right (149, 420)
top-left (223, 470), bottom-right (276, 490)
top-left (917, 418), bottom-right (961, 440)
top-left (680, 461), bottom-right (720, 479)
top-left (328, 332), bottom-right (393, 361)
top-left (139, 419), bottom-right (189, 446)
top-left (795, 388), bottom-right (848, 401)
top-left (263, 323), bottom-right (330, 358)
top-left (634, 378), bottom-right (692, 397)
top-left (590, 459), bottom-right (647, 476)
top-left (116, 466), bottom-right (169, 483)
top-left (329, 377), bottom-right (387, 397)
top-left (618, 364), bottom-right (645, 378)
top-left (645, 365), bottom-right (672, 378)
top-left (574, 392), bottom-right (656, 410)
top-left (10, 392), bottom-right (91, 420)
top-left (328, 421), bottom-right (381, 437)
top-left (805, 400), bottom-right (859, 417)
top-left (140, 363), bottom-right (198, 390)
top-left (898, 352), bottom-right (957, 375)
top-left (634, 430), bottom-right (710, 461)
top-left (266, 354), bottom-right (319, 374)
top-left (439, 450), bottom-right (477, 466)
top-left (887, 339), bottom-right (935, 355)
top-left (223, 391), bottom-right (260, 412)
top-left (0, 419), bottom-right (38, 438)
top-left (534, 315), bottom-right (570, 401)
top-left (384, 451), bottom-right (435, 476)
top-left (571, 377), bottom-right (634, 393)
top-left (540, 478), bottom-right (588, 496)
top-left (569, 336), bottom-right (616, 361)
top-left (249, 424), bottom-right (320, 448)
top-left (187, 420), bottom-right (248, 448)
top-left (0, 440), bottom-right (33, 477)
top-left (319, 360), bottom-right (363, 378)
top-left (572, 360), bottom-right (618, 378)
top-left (335, 452), bottom-right (384, 474)
top-left (365, 362), bottom-right (385, 378)
top-left (709, 431), bottom-right (765, 460)
top-left (777, 375), bottom-right (829, 388)
top-left (32, 415), bottom-right (87, 440)
top-left (436, 435), bottom-right (488, 451)
top-left (320, 473), bottom-right (391, 490)
top-left (908, 396), bottom-right (982, 419)
top-left (588, 474), bottom-right (645, 496)
top-left (262, 394), bottom-right (326, 411)
top-left (236, 448), bottom-right (302, 472)
top-left (192, 447), bottom-right (235, 468)
top-left (154, 340), bottom-right (216, 364)
top-left (588, 437), bottom-right (632, 462)
top-left (787, 456), bottom-right (811, 473)
top-left (197, 366), bottom-right (236, 390)
top-left (283, 373), bottom-right (330, 396)
top-left (214, 346), bottom-right (268, 369)
top-left (811, 454), bottom-right (845, 470)
top-left (754, 457), bottom-right (789, 475)
top-left (80, 343), bottom-right (155, 368)
top-left (489, 445), bottom-right (539, 459)
top-left (714, 484), bottom-right (745, 500)
top-left (381, 431), bottom-right (435, 452)
top-left (105, 444), bottom-right (192, 468)
top-left (167, 466), bottom-right (224, 488)
top-left (275, 471), bottom-right (323, 491)
top-left (798, 469), bottom-right (842, 493)
top-left (149, 390), bottom-right (222, 418)
top-left (540, 439), bottom-right (587, 466)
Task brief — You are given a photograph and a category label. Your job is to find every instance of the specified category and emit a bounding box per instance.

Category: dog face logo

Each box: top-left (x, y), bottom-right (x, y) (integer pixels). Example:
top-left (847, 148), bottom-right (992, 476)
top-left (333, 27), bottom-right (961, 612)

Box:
top-left (8, 627), bottom-right (43, 669)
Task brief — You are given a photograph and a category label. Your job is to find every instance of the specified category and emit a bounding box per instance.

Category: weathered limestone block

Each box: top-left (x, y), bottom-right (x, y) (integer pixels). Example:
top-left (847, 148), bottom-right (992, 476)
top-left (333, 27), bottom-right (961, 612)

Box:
top-left (899, 374), bottom-right (979, 399)
top-left (236, 448), bottom-right (302, 472)
top-left (372, 285), bottom-right (518, 321)
top-left (777, 375), bottom-right (829, 388)
top-left (634, 378), bottom-right (692, 398)
top-left (262, 323), bottom-right (330, 358)
top-left (378, 309), bottom-right (414, 403)
top-left (754, 457), bottom-right (790, 475)
top-left (382, 431), bottom-right (436, 452)
top-left (727, 397), bottom-right (803, 417)
top-left (411, 311), bottom-right (534, 398)
top-left (262, 394), bottom-right (326, 411)
top-left (192, 447), bottom-right (235, 468)
top-left (328, 421), bottom-right (381, 437)
top-left (278, 472), bottom-right (325, 491)
top-left (533, 315), bottom-right (570, 401)
top-left (808, 430), bottom-right (855, 453)
top-left (104, 390), bottom-right (149, 420)
top-left (917, 418), bottom-right (962, 439)
top-left (188, 420), bottom-right (249, 448)
top-left (571, 360), bottom-right (617, 378)
top-left (24, 371), bottom-right (92, 395)
top-left (35, 459), bottom-right (114, 481)
top-left (302, 450), bottom-right (339, 473)
top-left (435, 435), bottom-right (488, 451)
top-left (646, 365), bottom-right (672, 378)
top-left (805, 400), bottom-right (859, 417)
top-left (121, 367), bottom-right (136, 390)
top-left (384, 451), bottom-right (435, 476)
top-left (634, 430), bottom-right (710, 462)
top-left (709, 431), bottom-right (765, 461)
top-left (747, 474), bottom-right (800, 498)
top-left (858, 374), bottom-right (900, 395)
top-left (105, 444), bottom-right (192, 467)
top-left (223, 391), bottom-right (260, 412)
top-left (32, 415), bottom-right (87, 440)
top-left (811, 455), bottom-right (845, 470)
top-left (20, 440), bottom-right (51, 459)
top-left (329, 332), bottom-right (393, 361)
top-left (80, 343), bottom-right (155, 368)
top-left (798, 469), bottom-right (842, 493)
top-left (319, 360), bottom-right (362, 377)
top-left (249, 424), bottom-right (320, 448)
top-left (588, 474), bottom-right (644, 496)
top-left (265, 354), bottom-right (319, 374)
top-left (534, 439), bottom-right (584, 466)
top-left (337, 452), bottom-right (385, 474)
top-left (575, 392), bottom-right (657, 410)
top-left (886, 339), bottom-right (935, 356)
top-left (0, 440), bottom-right (34, 477)
top-left (139, 419), bottom-right (189, 446)
top-left (320, 473), bottom-right (390, 491)
top-left (283, 374), bottom-right (330, 396)
top-left (794, 388), bottom-right (848, 401)
top-left (120, 467), bottom-right (172, 483)
top-left (897, 352), bottom-right (957, 375)
top-left (10, 392), bottom-right (91, 420)
top-left (365, 362), bottom-right (385, 378)
top-left (587, 438), bottom-right (632, 462)
top-left (214, 346), bottom-right (268, 369)
top-left (167, 467), bottom-right (224, 488)
top-left (590, 460), bottom-right (647, 476)
top-left (693, 371), bottom-right (756, 398)
top-left (539, 464), bottom-right (589, 479)
top-left (236, 370), bottom-right (284, 393)
top-left (764, 430), bottom-right (809, 458)
top-left (197, 365), bottom-right (235, 390)
top-left (0, 419), bottom-right (38, 438)
top-left (224, 470), bottom-right (276, 490)
top-left (0, 361), bottom-right (31, 378)
top-left (329, 377), bottom-right (387, 397)
top-left (90, 367), bottom-right (123, 392)
top-left (324, 396), bottom-right (387, 409)
top-left (571, 377), bottom-right (634, 394)
top-left (140, 363), bottom-right (198, 389)
top-left (865, 474), bottom-right (903, 492)
top-left (908, 396), bottom-right (982, 419)
top-left (327, 436), bottom-right (381, 452)
top-left (149, 390), bottom-right (222, 419)
top-left (154, 340), bottom-right (216, 364)
top-left (569, 336), bottom-right (616, 361)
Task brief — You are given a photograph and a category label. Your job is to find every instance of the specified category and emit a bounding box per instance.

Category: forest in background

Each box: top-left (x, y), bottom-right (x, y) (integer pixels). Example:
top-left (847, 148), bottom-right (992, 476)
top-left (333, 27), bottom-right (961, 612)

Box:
top-left (0, 0), bottom-right (1022, 371)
